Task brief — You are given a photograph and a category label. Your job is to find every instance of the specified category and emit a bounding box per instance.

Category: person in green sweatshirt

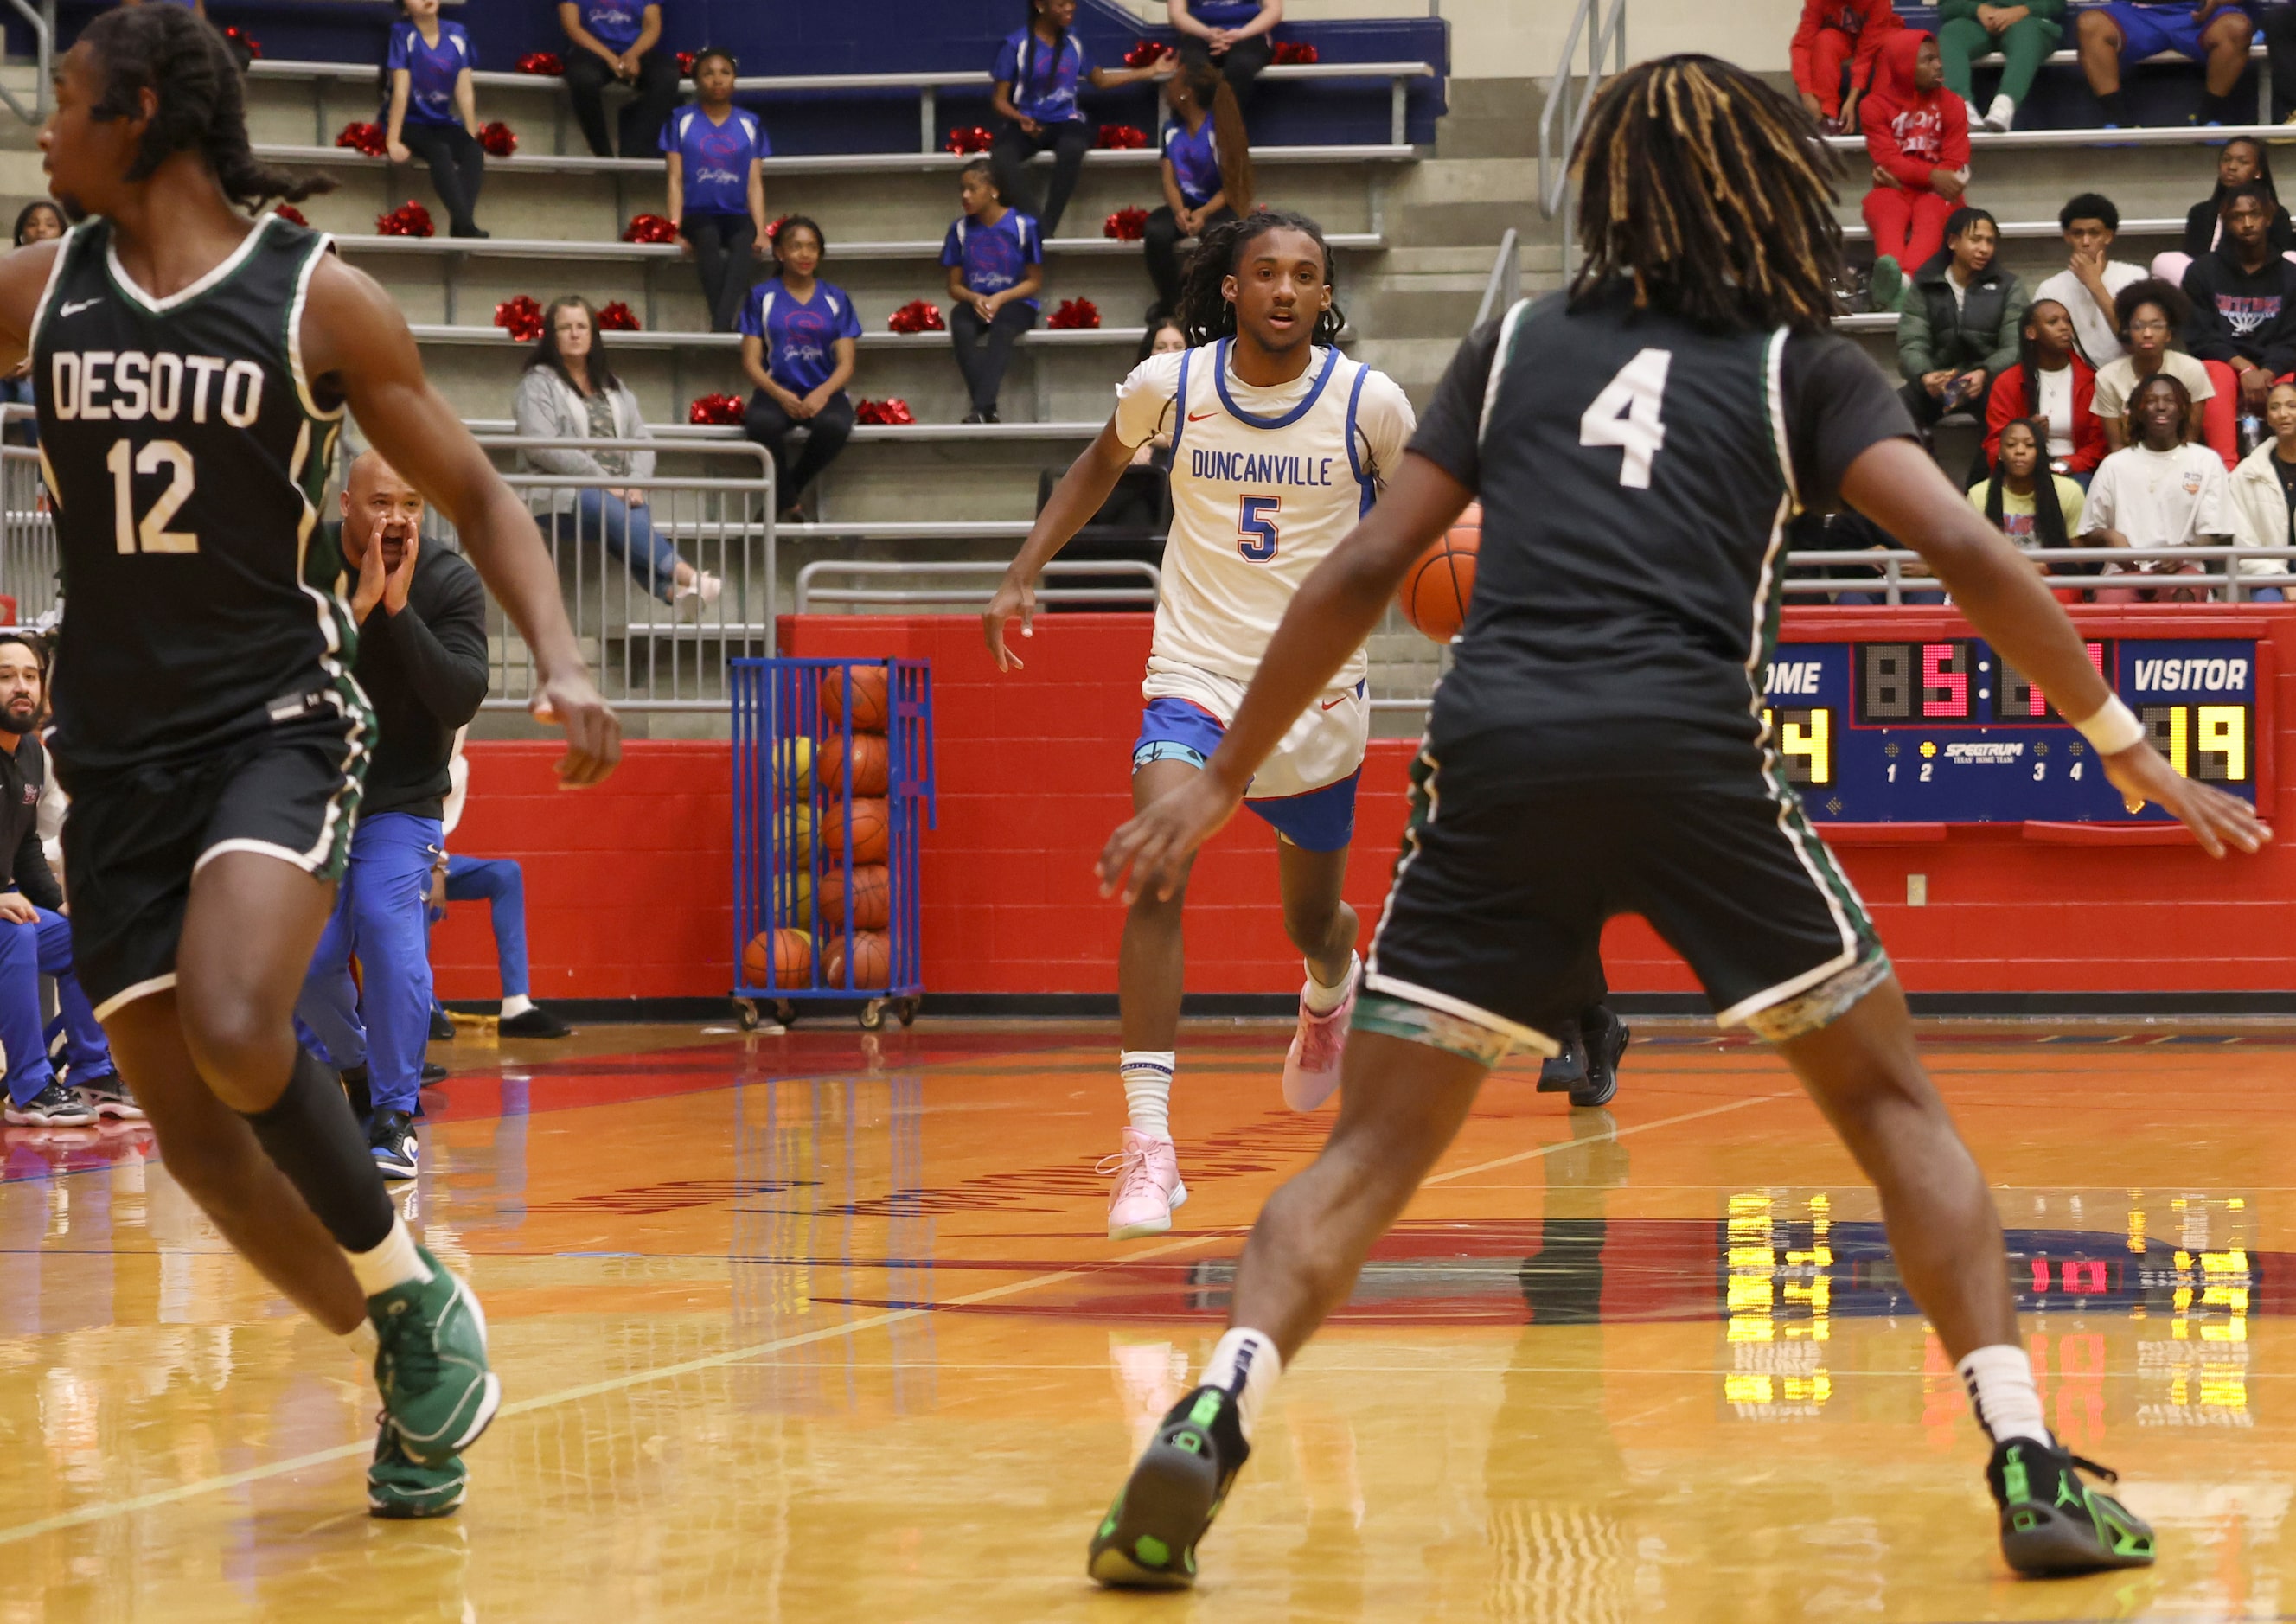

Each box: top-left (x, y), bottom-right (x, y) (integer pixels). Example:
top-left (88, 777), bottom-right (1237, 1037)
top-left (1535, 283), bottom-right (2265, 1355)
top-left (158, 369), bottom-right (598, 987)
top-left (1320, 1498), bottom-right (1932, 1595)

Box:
top-left (1936, 0), bottom-right (2064, 131)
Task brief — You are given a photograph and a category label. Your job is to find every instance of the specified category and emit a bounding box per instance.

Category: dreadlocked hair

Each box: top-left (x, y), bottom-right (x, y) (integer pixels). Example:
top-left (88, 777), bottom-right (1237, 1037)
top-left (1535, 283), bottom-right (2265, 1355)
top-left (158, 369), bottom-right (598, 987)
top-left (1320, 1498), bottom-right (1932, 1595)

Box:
top-left (1570, 54), bottom-right (1845, 332)
top-left (1174, 208), bottom-right (1346, 348)
top-left (81, 5), bottom-right (335, 210)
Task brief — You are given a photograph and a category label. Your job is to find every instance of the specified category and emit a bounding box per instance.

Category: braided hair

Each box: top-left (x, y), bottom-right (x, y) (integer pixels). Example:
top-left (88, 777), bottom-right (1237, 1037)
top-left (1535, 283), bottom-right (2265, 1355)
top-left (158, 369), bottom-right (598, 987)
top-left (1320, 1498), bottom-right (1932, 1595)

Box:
top-left (1174, 208), bottom-right (1346, 348)
top-left (1982, 418), bottom-right (2069, 551)
top-left (1570, 54), bottom-right (1844, 332)
top-left (80, 6), bottom-right (334, 209)
top-left (2013, 298), bottom-right (2073, 442)
top-left (1014, 0), bottom-right (1067, 112)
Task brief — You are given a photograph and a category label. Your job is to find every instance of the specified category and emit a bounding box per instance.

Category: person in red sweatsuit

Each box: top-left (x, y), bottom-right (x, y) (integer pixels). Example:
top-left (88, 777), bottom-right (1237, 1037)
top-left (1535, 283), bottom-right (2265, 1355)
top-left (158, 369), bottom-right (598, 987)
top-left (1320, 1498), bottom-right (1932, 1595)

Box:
top-left (1863, 30), bottom-right (1972, 306)
top-left (1792, 0), bottom-right (1902, 131)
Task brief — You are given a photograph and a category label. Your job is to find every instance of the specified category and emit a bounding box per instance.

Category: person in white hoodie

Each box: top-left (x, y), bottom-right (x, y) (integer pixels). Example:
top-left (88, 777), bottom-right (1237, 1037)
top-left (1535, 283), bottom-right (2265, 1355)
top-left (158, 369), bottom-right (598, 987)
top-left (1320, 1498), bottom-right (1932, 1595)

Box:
top-left (2226, 377), bottom-right (2296, 601)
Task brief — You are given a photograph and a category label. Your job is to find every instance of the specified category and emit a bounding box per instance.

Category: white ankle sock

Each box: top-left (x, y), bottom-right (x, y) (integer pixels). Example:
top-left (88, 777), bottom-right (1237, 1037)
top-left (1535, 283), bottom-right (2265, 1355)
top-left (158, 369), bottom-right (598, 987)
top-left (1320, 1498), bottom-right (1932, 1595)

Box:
top-left (344, 1215), bottom-right (432, 1300)
top-left (1958, 1344), bottom-right (2052, 1448)
top-left (1120, 1052), bottom-right (1174, 1139)
top-left (1301, 952), bottom-right (1359, 1015)
top-left (1201, 1327), bottom-right (1282, 1441)
top-left (499, 994), bottom-right (534, 1020)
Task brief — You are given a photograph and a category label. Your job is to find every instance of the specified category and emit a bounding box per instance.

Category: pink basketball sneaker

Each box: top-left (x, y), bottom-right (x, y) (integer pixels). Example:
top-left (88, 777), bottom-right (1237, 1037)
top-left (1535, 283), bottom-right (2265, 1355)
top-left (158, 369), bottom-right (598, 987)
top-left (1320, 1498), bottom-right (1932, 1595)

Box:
top-left (1102, 1128), bottom-right (1187, 1241)
top-left (1282, 956), bottom-right (1359, 1111)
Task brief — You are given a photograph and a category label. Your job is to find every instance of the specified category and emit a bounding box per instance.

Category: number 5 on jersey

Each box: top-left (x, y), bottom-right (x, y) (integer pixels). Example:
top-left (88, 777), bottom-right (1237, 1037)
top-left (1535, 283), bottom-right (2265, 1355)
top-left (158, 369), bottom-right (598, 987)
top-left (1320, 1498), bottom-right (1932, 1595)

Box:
top-left (106, 438), bottom-right (198, 554)
top-left (1238, 495), bottom-right (1281, 562)
top-left (1581, 348), bottom-right (1672, 489)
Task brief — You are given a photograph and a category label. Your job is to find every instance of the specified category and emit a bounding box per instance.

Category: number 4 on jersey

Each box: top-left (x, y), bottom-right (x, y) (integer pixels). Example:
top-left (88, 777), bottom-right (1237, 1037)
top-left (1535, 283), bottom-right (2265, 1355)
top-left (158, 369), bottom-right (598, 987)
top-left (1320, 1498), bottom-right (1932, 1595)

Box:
top-left (1580, 348), bottom-right (1672, 489)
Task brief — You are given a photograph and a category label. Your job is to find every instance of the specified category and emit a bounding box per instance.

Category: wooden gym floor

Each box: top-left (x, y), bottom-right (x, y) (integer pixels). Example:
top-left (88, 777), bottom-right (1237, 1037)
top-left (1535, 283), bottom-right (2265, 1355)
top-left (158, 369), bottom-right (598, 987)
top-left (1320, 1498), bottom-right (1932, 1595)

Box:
top-left (0, 1016), bottom-right (2289, 1622)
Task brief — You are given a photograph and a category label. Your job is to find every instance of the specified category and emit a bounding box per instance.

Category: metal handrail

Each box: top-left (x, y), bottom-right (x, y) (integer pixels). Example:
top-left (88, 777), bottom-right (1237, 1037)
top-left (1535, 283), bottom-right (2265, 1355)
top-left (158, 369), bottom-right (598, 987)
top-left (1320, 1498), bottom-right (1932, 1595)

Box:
top-left (1473, 228), bottom-right (1520, 331)
top-left (1783, 543), bottom-right (2296, 605)
top-left (0, 0), bottom-right (53, 128)
top-left (1536, 0), bottom-right (1626, 270)
top-left (796, 559), bottom-right (1159, 613)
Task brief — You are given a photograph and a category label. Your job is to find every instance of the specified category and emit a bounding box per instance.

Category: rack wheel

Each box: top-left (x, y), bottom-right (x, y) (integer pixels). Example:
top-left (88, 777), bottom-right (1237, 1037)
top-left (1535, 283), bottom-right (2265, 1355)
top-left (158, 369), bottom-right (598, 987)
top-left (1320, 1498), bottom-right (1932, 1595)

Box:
top-left (734, 998), bottom-right (759, 1032)
top-left (895, 997), bottom-right (919, 1028)
top-left (774, 1000), bottom-right (796, 1026)
top-left (860, 999), bottom-right (887, 1032)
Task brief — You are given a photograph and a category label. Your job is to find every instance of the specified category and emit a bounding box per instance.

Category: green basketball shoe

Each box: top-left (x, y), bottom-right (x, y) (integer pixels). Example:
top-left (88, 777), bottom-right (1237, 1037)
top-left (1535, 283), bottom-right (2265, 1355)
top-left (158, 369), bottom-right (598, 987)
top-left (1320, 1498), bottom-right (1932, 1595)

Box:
top-left (368, 1417), bottom-right (467, 1519)
top-left (1988, 1439), bottom-right (2156, 1576)
top-left (1087, 1384), bottom-right (1251, 1589)
top-left (369, 1244), bottom-right (502, 1467)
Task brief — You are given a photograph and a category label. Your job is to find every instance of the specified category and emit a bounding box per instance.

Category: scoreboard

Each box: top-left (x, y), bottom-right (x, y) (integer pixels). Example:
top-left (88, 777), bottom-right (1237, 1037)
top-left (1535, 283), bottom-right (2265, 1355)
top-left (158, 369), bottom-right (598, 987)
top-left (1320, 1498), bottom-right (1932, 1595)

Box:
top-left (1763, 632), bottom-right (2271, 824)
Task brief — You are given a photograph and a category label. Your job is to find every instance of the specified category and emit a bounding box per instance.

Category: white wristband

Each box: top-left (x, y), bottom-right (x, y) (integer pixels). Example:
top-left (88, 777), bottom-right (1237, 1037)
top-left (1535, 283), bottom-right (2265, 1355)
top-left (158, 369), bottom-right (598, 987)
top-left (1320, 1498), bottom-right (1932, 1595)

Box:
top-left (2074, 694), bottom-right (2145, 756)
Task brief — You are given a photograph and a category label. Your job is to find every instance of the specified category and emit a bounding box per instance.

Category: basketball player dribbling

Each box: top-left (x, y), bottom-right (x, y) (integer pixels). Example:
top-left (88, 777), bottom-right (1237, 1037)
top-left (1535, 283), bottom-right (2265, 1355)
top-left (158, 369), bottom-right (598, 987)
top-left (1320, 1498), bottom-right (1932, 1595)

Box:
top-left (0, 8), bottom-right (619, 1517)
top-left (1086, 57), bottom-right (2268, 1587)
top-left (985, 209), bottom-right (1416, 1241)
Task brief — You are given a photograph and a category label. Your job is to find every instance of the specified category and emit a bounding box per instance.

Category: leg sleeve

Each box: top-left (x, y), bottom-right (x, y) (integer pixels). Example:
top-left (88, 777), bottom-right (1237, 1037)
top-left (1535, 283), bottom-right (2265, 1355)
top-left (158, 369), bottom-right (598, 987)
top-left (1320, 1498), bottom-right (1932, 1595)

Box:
top-left (562, 52), bottom-right (616, 157)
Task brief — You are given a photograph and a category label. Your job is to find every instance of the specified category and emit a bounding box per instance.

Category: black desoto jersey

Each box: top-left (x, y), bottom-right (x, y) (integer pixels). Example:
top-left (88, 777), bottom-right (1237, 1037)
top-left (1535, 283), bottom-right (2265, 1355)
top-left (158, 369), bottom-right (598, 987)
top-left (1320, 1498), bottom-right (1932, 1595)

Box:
top-left (30, 214), bottom-right (359, 775)
top-left (1407, 281), bottom-right (1914, 788)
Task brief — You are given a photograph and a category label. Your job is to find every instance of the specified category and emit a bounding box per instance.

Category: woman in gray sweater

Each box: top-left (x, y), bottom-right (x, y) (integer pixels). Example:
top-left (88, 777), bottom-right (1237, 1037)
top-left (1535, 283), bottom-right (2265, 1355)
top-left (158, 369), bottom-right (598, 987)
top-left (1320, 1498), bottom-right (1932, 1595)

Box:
top-left (513, 297), bottom-right (719, 607)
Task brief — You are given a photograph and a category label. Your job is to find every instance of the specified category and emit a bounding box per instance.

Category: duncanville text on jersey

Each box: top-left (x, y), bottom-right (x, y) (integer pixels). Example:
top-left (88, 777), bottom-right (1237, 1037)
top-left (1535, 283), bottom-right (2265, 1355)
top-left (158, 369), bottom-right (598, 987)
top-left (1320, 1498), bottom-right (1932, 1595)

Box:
top-left (46, 350), bottom-right (267, 425)
top-left (1186, 448), bottom-right (1341, 487)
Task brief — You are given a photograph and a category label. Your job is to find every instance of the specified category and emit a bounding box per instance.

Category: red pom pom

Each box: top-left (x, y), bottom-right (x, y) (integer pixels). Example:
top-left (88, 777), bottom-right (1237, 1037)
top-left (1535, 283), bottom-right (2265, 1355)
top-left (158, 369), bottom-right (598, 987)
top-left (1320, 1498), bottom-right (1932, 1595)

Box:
top-left (596, 301), bottom-right (641, 332)
top-left (515, 51), bottom-right (565, 76)
top-left (688, 393), bottom-right (745, 426)
top-left (272, 203), bottom-right (308, 227)
top-left (336, 121), bottom-right (387, 158)
top-left (943, 125), bottom-right (995, 155)
top-left (1103, 207), bottom-right (1149, 242)
top-left (1096, 123), bottom-right (1148, 150)
top-left (677, 50), bottom-right (698, 74)
top-left (1270, 41), bottom-right (1320, 65)
top-left (886, 299), bottom-right (947, 335)
top-left (1123, 39), bottom-right (1176, 69)
top-left (375, 201), bottom-right (435, 238)
top-left (221, 25), bottom-right (262, 58)
top-left (479, 121), bottom-right (518, 158)
top-left (855, 398), bottom-right (916, 426)
top-left (622, 213), bottom-right (679, 245)
top-left (1048, 298), bottom-right (1102, 330)
top-left (493, 295), bottom-right (543, 342)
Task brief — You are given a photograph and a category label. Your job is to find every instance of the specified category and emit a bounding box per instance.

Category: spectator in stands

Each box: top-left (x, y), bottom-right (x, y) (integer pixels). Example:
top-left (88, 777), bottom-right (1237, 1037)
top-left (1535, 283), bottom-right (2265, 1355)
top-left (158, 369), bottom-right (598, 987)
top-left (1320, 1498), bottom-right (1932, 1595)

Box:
top-left (384, 0), bottom-right (488, 240)
top-left (1791, 0), bottom-right (1900, 131)
top-left (2078, 0), bottom-right (2255, 129)
top-left (943, 157), bottom-right (1044, 425)
top-left (560, 2), bottom-right (679, 159)
top-left (1974, 418), bottom-right (2087, 599)
top-left (430, 738), bottom-right (572, 1039)
top-left (1984, 299), bottom-right (2105, 477)
top-left (1862, 32), bottom-right (1970, 308)
top-left (992, 0), bottom-right (1173, 241)
top-left (297, 452), bottom-right (487, 1178)
top-left (664, 48), bottom-right (770, 335)
top-left (515, 296), bottom-right (720, 608)
top-left (2153, 138), bottom-right (2296, 285)
top-left (1937, 0), bottom-right (2062, 131)
top-left (0, 635), bottom-right (125, 1129)
top-left (2083, 373), bottom-right (2229, 599)
top-left (2228, 378), bottom-right (2296, 598)
top-left (1144, 55), bottom-right (1253, 316)
top-left (739, 217), bottom-right (860, 524)
top-left (1894, 206), bottom-right (2024, 432)
top-left (0, 203), bottom-right (61, 446)
top-left (2095, 278), bottom-right (2214, 451)
top-left (2180, 182), bottom-right (2296, 464)
top-left (1131, 315), bottom-right (1187, 470)
top-left (2034, 193), bottom-right (2150, 367)
top-left (1166, 1), bottom-right (1282, 113)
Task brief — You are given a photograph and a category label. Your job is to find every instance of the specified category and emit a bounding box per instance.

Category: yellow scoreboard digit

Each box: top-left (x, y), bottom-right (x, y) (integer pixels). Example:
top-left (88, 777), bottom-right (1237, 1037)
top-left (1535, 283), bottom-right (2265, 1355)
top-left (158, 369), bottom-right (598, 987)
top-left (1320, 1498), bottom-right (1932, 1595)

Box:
top-left (1764, 707), bottom-right (1832, 785)
top-left (2143, 705), bottom-right (2250, 783)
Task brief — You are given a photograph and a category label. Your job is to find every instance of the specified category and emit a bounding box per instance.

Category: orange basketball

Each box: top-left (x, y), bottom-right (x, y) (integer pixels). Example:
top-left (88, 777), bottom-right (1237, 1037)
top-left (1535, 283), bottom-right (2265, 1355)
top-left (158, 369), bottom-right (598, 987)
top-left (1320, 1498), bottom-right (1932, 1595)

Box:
top-left (820, 732), bottom-right (889, 796)
top-left (824, 929), bottom-right (890, 988)
top-left (819, 863), bottom-right (890, 930)
top-left (823, 796), bottom-right (889, 864)
top-left (743, 926), bottom-right (813, 988)
top-left (821, 665), bottom-right (890, 732)
top-left (1397, 502), bottom-right (1480, 643)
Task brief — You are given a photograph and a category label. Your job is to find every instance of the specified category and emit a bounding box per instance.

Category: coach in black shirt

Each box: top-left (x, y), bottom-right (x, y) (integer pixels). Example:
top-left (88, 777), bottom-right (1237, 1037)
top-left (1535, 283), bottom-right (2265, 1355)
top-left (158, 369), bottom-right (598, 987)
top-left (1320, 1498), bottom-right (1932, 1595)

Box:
top-left (297, 450), bottom-right (488, 1178)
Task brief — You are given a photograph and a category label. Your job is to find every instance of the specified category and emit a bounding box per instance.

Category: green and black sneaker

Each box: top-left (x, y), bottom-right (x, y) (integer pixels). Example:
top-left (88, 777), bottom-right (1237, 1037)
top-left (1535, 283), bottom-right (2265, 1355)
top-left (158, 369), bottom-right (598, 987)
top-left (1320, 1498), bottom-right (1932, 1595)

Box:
top-left (1988, 1439), bottom-right (2156, 1576)
top-left (368, 1416), bottom-right (467, 1519)
top-left (1087, 1383), bottom-right (1250, 1589)
top-left (370, 1244), bottom-right (502, 1467)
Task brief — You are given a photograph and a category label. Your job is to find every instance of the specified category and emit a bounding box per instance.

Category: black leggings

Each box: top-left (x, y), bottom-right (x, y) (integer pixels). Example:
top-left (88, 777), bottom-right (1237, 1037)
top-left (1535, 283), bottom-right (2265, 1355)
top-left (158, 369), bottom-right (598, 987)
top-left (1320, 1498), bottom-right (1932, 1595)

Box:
top-left (950, 300), bottom-right (1039, 413)
top-left (398, 120), bottom-right (485, 237)
top-left (1181, 35), bottom-right (1273, 112)
top-left (989, 118), bottom-right (1093, 240)
top-left (744, 389), bottom-right (858, 511)
top-left (682, 213), bottom-right (759, 334)
top-left (564, 47), bottom-right (681, 157)
top-left (1144, 203), bottom-right (1238, 314)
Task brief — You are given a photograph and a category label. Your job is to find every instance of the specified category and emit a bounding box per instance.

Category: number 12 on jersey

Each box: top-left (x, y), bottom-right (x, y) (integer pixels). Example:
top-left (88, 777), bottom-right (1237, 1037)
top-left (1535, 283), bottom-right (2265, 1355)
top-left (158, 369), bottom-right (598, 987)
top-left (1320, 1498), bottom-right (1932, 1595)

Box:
top-left (1237, 495), bottom-right (1281, 562)
top-left (105, 438), bottom-right (199, 554)
top-left (1580, 348), bottom-right (1672, 489)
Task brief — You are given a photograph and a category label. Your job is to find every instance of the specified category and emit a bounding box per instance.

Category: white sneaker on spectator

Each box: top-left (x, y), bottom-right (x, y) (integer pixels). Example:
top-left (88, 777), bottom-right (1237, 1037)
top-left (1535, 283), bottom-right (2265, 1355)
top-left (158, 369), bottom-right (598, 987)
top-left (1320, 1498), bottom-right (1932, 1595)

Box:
top-left (1983, 94), bottom-right (2017, 132)
top-left (674, 571), bottom-right (722, 620)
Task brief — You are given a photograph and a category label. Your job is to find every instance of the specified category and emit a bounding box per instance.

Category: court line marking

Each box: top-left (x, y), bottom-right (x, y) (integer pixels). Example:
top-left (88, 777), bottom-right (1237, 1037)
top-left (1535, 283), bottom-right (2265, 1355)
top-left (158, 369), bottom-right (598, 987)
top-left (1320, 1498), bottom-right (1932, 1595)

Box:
top-left (0, 1090), bottom-right (1797, 1548)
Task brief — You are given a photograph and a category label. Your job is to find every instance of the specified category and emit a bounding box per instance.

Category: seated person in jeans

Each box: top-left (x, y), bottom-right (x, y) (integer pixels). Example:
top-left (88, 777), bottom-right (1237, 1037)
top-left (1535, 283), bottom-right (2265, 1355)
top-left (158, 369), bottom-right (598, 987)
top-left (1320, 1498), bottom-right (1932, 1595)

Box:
top-left (2179, 182), bottom-right (2296, 468)
top-left (2078, 0), bottom-right (2254, 128)
top-left (426, 738), bottom-right (572, 1040)
top-left (992, 0), bottom-right (1171, 240)
top-left (2082, 373), bottom-right (2231, 600)
top-left (559, 1), bottom-right (679, 158)
top-left (0, 635), bottom-right (126, 1128)
top-left (515, 296), bottom-right (719, 610)
top-left (384, 0), bottom-right (487, 239)
top-left (1894, 206), bottom-right (2026, 430)
top-left (942, 158), bottom-right (1044, 425)
top-left (739, 217), bottom-right (860, 523)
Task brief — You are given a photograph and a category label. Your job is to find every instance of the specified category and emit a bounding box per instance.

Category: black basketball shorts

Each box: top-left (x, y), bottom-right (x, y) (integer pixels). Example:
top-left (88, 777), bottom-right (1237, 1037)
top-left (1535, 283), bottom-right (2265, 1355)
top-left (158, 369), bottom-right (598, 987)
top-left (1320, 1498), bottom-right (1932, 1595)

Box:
top-left (61, 701), bottom-right (368, 1020)
top-left (1357, 743), bottom-right (1887, 1064)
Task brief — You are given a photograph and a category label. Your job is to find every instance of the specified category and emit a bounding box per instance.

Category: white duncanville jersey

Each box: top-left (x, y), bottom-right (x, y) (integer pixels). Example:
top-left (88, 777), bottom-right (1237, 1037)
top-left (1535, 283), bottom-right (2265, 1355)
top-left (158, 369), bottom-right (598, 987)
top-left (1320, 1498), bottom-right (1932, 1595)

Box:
top-left (1113, 339), bottom-right (1416, 687)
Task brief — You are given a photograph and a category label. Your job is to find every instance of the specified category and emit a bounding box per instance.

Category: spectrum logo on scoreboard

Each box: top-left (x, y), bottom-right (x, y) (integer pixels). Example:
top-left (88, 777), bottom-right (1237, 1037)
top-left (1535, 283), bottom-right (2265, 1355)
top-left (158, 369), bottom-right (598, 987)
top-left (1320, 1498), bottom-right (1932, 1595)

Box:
top-left (1758, 636), bottom-right (2265, 823)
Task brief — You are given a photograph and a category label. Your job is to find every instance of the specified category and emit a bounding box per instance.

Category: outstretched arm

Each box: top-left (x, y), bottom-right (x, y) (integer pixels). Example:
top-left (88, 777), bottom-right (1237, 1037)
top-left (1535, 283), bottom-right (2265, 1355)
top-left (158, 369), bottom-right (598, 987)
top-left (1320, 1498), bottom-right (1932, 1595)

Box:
top-left (983, 418), bottom-right (1136, 669)
top-left (302, 257), bottom-right (619, 785)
